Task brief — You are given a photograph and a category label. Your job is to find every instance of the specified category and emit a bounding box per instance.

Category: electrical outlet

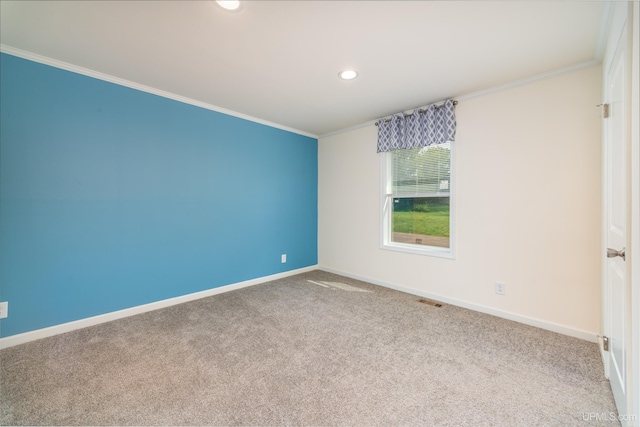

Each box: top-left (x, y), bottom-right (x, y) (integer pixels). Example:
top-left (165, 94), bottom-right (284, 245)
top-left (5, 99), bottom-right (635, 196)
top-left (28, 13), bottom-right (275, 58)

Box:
top-left (495, 282), bottom-right (506, 296)
top-left (281, 254), bottom-right (287, 263)
top-left (0, 301), bottom-right (8, 319)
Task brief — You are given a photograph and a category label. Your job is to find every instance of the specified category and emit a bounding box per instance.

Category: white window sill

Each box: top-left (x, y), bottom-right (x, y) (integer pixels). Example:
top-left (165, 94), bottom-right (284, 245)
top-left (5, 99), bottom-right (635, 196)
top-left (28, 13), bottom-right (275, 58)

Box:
top-left (380, 242), bottom-right (455, 259)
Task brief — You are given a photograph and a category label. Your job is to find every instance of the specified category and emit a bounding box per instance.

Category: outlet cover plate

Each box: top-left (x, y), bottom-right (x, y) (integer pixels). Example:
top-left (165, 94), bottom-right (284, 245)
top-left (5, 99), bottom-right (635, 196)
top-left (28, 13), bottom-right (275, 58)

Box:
top-left (0, 302), bottom-right (7, 319)
top-left (495, 282), bottom-right (506, 295)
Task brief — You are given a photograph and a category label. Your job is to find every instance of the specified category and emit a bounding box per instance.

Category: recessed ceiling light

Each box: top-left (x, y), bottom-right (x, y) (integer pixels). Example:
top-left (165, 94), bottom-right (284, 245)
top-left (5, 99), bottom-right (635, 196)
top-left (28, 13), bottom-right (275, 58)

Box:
top-left (339, 70), bottom-right (359, 80)
top-left (216, 0), bottom-right (242, 12)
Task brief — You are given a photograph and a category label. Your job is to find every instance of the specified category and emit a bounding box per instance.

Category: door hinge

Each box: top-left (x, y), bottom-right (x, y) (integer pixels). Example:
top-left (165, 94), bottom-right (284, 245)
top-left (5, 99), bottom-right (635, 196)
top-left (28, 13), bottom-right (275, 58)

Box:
top-left (603, 335), bottom-right (609, 351)
top-left (598, 103), bottom-right (610, 118)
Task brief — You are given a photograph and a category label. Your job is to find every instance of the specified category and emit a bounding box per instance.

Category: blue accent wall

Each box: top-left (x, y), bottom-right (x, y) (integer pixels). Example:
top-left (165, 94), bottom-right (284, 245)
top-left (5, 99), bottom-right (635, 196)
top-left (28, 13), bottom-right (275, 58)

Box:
top-left (0, 53), bottom-right (318, 338)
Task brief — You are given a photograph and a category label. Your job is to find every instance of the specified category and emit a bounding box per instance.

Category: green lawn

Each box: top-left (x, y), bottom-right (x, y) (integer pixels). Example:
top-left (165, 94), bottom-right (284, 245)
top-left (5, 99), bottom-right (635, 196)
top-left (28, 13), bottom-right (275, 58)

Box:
top-left (393, 205), bottom-right (450, 237)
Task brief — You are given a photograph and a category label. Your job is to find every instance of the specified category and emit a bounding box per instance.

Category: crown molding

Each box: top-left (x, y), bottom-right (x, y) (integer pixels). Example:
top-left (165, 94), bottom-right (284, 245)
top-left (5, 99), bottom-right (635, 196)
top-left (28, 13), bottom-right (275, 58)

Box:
top-left (319, 59), bottom-right (601, 139)
top-left (0, 44), bottom-right (318, 140)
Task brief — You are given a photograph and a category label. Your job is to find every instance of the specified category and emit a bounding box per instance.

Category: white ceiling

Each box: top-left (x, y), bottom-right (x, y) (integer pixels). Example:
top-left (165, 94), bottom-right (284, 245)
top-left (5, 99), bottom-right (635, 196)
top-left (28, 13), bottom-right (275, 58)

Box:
top-left (0, 1), bottom-right (606, 137)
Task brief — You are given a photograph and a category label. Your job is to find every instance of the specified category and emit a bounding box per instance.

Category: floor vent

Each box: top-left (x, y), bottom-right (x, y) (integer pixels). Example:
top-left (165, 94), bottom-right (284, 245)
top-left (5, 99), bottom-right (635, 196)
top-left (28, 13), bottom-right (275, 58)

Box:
top-left (418, 299), bottom-right (443, 307)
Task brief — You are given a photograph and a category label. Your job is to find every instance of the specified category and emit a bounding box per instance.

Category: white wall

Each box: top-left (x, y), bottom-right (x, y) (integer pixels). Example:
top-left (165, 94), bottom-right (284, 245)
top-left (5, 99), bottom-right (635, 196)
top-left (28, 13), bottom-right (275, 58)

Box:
top-left (319, 65), bottom-right (602, 340)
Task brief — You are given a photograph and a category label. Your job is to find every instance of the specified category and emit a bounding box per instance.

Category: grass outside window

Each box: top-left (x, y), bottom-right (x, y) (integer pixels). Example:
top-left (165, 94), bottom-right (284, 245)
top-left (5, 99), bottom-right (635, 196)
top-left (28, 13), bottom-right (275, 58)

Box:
top-left (392, 200), bottom-right (450, 237)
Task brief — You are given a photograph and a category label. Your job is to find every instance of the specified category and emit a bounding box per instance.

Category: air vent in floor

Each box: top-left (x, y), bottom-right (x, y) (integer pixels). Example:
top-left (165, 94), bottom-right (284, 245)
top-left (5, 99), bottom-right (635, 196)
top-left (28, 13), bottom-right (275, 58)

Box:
top-left (418, 299), bottom-right (443, 307)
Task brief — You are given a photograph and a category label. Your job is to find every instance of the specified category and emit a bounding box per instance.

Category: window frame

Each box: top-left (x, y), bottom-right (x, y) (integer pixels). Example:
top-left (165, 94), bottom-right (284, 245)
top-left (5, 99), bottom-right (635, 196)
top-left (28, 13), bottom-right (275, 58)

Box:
top-left (379, 141), bottom-right (456, 259)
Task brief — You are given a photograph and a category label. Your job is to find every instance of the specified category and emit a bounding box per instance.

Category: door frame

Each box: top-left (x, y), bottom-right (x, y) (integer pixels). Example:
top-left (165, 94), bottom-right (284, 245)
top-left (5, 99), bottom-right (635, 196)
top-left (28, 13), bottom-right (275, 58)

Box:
top-left (601, 2), bottom-right (639, 425)
top-left (629, 3), bottom-right (639, 425)
top-left (602, 5), bottom-right (629, 415)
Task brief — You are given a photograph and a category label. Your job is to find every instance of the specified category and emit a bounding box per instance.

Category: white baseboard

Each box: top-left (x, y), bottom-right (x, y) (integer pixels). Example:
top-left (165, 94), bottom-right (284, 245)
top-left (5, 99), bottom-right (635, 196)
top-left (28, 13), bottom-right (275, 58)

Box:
top-left (2, 264), bottom-right (598, 349)
top-left (319, 266), bottom-right (599, 343)
top-left (0, 265), bottom-right (319, 349)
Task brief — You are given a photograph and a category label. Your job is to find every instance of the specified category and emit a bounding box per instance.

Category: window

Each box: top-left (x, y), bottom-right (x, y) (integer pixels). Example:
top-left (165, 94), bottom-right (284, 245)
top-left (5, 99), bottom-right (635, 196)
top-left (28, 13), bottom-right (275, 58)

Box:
top-left (381, 142), bottom-right (454, 258)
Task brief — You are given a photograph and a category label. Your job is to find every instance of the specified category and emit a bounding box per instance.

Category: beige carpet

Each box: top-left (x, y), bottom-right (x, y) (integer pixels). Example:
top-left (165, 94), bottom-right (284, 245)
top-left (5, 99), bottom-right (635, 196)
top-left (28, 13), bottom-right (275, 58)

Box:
top-left (0, 270), bottom-right (619, 426)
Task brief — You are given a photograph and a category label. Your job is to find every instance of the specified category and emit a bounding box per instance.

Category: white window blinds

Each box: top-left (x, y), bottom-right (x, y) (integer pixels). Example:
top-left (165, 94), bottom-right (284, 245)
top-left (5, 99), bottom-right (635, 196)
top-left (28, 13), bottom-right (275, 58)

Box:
top-left (391, 143), bottom-right (451, 196)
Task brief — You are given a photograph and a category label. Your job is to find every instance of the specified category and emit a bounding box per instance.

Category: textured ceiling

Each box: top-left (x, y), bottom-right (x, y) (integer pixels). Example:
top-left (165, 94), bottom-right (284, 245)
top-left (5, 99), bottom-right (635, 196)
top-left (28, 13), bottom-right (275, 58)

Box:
top-left (0, 1), bottom-right (606, 136)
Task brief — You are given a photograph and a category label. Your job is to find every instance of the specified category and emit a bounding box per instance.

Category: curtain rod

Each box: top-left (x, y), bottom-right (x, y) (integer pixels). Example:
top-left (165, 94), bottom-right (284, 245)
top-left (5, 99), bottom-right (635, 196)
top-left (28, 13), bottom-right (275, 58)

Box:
top-left (375, 100), bottom-right (457, 126)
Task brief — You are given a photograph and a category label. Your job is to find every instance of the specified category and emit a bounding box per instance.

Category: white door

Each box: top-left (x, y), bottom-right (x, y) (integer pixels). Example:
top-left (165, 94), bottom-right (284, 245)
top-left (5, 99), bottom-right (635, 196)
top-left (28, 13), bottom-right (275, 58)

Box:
top-left (603, 15), bottom-right (629, 419)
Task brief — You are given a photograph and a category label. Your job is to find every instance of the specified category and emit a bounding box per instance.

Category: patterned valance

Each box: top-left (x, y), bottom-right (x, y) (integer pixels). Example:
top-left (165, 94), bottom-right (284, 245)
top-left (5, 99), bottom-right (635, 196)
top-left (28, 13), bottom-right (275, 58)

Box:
top-left (376, 99), bottom-right (457, 153)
